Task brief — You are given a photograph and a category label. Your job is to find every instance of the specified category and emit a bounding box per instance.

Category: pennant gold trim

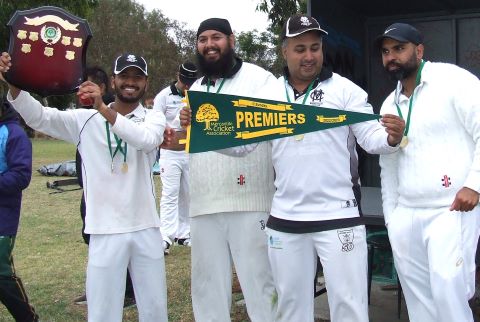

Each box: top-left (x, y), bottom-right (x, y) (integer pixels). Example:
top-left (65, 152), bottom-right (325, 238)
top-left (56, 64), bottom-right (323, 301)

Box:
top-left (316, 115), bottom-right (347, 123)
top-left (235, 127), bottom-right (293, 139)
top-left (232, 99), bottom-right (292, 111)
top-left (24, 15), bottom-right (79, 31)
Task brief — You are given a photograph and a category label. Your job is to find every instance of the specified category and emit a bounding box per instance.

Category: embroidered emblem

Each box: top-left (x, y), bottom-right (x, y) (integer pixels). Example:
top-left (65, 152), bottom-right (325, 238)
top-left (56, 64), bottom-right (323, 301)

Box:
top-left (341, 199), bottom-right (358, 209)
top-left (441, 175), bottom-right (451, 188)
top-left (310, 88), bottom-right (324, 104)
top-left (338, 229), bottom-right (355, 252)
top-left (237, 174), bottom-right (246, 186)
top-left (300, 16), bottom-right (312, 26)
top-left (269, 235), bottom-right (283, 249)
top-left (126, 54), bottom-right (137, 62)
top-left (259, 220), bottom-right (266, 230)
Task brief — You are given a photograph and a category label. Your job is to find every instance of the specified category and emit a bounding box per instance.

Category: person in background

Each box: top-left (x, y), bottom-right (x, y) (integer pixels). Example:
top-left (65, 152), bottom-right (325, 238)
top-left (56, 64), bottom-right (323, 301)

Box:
top-left (0, 96), bottom-right (37, 322)
top-left (253, 14), bottom-right (403, 322)
top-left (0, 52), bottom-right (171, 322)
top-left (73, 66), bottom-right (135, 308)
top-left (377, 22), bottom-right (480, 322)
top-left (153, 62), bottom-right (197, 255)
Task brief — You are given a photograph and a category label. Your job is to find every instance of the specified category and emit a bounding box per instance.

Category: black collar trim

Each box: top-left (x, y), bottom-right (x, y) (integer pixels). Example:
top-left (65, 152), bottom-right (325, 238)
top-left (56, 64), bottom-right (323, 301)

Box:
top-left (283, 66), bottom-right (333, 100)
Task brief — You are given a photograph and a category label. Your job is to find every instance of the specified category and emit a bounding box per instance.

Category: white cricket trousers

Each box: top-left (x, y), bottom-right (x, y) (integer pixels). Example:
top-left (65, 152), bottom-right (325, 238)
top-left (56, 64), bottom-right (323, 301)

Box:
top-left (159, 149), bottom-right (190, 244)
top-left (387, 205), bottom-right (480, 322)
top-left (267, 225), bottom-right (369, 322)
top-left (191, 211), bottom-right (276, 322)
top-left (86, 228), bottom-right (168, 322)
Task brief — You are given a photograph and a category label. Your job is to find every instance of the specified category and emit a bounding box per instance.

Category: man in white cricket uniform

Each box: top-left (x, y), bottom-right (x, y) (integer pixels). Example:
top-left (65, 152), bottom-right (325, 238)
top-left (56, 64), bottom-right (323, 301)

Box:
top-left (154, 62), bottom-right (197, 254)
top-left (377, 23), bottom-right (480, 322)
top-left (0, 52), bottom-right (169, 322)
top-left (180, 18), bottom-right (277, 322)
top-left (263, 15), bottom-right (404, 322)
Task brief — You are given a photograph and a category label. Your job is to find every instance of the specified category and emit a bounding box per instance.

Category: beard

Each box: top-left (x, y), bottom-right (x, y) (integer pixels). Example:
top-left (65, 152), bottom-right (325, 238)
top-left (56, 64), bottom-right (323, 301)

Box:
top-left (114, 85), bottom-right (146, 104)
top-left (196, 45), bottom-right (235, 78)
top-left (385, 53), bottom-right (418, 82)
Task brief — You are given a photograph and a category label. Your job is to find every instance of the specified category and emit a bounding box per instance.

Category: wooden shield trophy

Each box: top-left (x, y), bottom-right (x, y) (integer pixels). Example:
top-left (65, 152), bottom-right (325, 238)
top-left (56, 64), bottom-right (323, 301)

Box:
top-left (4, 6), bottom-right (92, 97)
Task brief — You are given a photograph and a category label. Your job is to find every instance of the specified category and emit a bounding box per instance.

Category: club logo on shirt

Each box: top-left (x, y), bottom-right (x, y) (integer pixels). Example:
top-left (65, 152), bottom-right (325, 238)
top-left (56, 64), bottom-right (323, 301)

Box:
top-left (310, 88), bottom-right (324, 105)
top-left (237, 174), bottom-right (246, 186)
top-left (441, 175), bottom-right (451, 188)
top-left (338, 229), bottom-right (355, 252)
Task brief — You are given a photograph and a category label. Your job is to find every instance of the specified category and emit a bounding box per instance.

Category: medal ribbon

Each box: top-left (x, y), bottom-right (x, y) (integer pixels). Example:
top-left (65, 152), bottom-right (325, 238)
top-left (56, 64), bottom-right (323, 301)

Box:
top-left (284, 79), bottom-right (315, 104)
top-left (395, 60), bottom-right (425, 138)
top-left (105, 121), bottom-right (127, 166)
top-left (207, 78), bottom-right (226, 94)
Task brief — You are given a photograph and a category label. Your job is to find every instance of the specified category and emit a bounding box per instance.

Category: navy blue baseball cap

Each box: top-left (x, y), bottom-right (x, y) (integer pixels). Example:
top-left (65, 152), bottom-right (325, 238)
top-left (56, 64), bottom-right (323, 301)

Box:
top-left (375, 23), bottom-right (424, 49)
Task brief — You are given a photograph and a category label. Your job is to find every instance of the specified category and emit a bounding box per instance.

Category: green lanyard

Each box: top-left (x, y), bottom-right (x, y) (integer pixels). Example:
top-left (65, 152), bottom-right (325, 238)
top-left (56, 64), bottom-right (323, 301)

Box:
top-left (284, 79), bottom-right (315, 104)
top-left (105, 121), bottom-right (128, 172)
top-left (206, 78), bottom-right (226, 93)
top-left (395, 60), bottom-right (425, 139)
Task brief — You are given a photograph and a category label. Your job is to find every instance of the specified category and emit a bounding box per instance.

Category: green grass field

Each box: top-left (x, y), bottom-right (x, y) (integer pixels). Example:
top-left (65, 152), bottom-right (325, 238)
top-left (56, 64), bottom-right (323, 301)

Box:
top-left (0, 138), bottom-right (248, 322)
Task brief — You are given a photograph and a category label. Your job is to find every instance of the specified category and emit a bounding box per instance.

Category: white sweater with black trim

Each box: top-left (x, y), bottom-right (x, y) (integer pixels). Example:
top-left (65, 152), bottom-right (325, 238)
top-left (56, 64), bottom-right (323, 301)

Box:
top-left (9, 91), bottom-right (165, 234)
top-left (265, 71), bottom-right (397, 231)
top-left (188, 62), bottom-right (276, 217)
top-left (380, 61), bottom-right (480, 220)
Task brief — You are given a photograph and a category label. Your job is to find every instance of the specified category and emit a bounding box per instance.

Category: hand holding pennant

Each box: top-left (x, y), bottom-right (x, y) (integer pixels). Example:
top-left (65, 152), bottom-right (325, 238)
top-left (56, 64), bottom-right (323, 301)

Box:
top-left (180, 91), bottom-right (382, 153)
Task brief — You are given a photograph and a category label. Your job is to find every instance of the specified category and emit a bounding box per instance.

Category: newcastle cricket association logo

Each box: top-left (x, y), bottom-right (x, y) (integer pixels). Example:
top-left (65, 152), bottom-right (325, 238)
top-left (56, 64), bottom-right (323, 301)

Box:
top-left (196, 103), bottom-right (234, 135)
top-left (184, 91), bottom-right (382, 153)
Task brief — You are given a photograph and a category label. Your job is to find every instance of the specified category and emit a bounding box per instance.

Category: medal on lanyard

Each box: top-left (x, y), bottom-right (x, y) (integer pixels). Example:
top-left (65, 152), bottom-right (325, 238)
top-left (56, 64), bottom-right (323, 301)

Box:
top-left (284, 80), bottom-right (315, 141)
top-left (105, 121), bottom-right (128, 173)
top-left (396, 60), bottom-right (425, 148)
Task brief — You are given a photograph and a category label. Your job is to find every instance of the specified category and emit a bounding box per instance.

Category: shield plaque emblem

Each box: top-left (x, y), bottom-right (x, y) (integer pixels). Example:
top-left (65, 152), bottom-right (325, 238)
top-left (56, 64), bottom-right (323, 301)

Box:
top-left (4, 6), bottom-right (92, 97)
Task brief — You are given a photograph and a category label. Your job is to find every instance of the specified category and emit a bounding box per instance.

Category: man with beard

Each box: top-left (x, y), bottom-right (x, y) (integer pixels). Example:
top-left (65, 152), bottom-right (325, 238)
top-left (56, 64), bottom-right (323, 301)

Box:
top-left (153, 62), bottom-right (197, 255)
top-left (0, 52), bottom-right (170, 322)
top-left (181, 18), bottom-right (277, 322)
top-left (73, 66), bottom-right (136, 308)
top-left (220, 15), bottom-right (404, 322)
top-left (377, 23), bottom-right (480, 322)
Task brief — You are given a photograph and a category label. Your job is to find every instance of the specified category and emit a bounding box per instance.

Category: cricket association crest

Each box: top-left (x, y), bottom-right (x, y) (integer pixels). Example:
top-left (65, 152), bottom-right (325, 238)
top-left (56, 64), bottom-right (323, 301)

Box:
top-left (338, 229), bottom-right (355, 252)
top-left (184, 91), bottom-right (382, 153)
top-left (196, 103), bottom-right (234, 136)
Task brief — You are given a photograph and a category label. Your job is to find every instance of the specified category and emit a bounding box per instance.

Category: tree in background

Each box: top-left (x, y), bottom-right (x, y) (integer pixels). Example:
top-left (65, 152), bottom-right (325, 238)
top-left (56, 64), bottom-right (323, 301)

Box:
top-left (0, 0), bottom-right (196, 103)
top-left (256, 0), bottom-right (307, 75)
top-left (236, 30), bottom-right (276, 73)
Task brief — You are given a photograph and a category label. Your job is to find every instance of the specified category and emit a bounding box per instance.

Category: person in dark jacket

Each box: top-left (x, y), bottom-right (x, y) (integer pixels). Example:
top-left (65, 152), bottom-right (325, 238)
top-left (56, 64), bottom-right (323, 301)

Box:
top-left (0, 97), bottom-right (38, 321)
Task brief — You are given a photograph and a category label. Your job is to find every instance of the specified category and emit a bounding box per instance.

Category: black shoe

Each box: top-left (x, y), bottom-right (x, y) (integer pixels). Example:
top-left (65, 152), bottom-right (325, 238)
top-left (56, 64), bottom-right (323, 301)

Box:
top-left (73, 294), bottom-right (87, 305)
top-left (163, 240), bottom-right (170, 255)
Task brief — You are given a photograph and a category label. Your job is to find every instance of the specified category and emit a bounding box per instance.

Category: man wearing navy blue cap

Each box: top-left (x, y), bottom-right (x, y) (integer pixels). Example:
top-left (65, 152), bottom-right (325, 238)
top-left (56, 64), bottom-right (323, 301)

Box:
top-left (182, 17), bottom-right (277, 322)
top-left (0, 51), bottom-right (171, 322)
top-left (154, 61), bottom-right (197, 255)
top-left (378, 22), bottom-right (480, 322)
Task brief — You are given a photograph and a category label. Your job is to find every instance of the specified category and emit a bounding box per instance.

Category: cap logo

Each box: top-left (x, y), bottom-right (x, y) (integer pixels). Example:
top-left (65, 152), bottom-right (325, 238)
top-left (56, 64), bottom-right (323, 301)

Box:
top-left (126, 54), bottom-right (137, 62)
top-left (384, 27), bottom-right (396, 34)
top-left (300, 16), bottom-right (312, 26)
